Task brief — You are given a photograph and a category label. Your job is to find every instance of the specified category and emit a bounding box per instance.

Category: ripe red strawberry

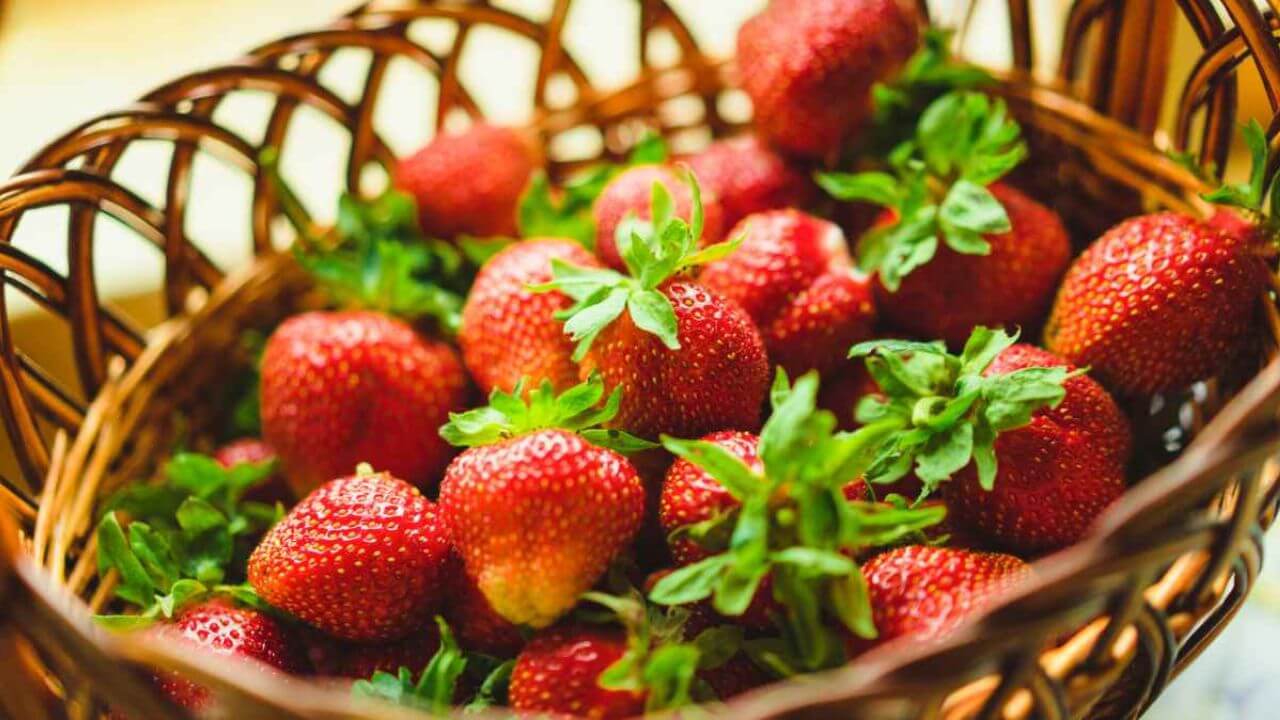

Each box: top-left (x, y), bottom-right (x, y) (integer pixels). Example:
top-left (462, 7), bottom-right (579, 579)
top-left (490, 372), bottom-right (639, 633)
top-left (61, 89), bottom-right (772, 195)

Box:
top-left (871, 183), bottom-right (1070, 345)
top-left (592, 164), bottom-right (725, 272)
top-left (852, 329), bottom-right (1132, 555)
top-left (393, 123), bottom-right (536, 239)
top-left (858, 545), bottom-right (1028, 650)
top-left (686, 135), bottom-right (815, 229)
top-left (509, 625), bottom-right (645, 719)
top-left (151, 599), bottom-right (305, 711)
top-left (699, 209), bottom-right (876, 375)
top-left (736, 0), bottom-right (920, 158)
top-left (213, 437), bottom-right (291, 505)
top-left (438, 377), bottom-right (648, 628)
top-left (260, 311), bottom-right (468, 494)
top-left (443, 557), bottom-right (525, 657)
top-left (660, 431), bottom-right (763, 567)
top-left (248, 469), bottom-right (452, 641)
top-left (541, 173), bottom-right (770, 440)
top-left (459, 238), bottom-right (602, 394)
top-left (1045, 209), bottom-right (1270, 395)
top-left (943, 344), bottom-right (1131, 554)
top-left (820, 92), bottom-right (1070, 346)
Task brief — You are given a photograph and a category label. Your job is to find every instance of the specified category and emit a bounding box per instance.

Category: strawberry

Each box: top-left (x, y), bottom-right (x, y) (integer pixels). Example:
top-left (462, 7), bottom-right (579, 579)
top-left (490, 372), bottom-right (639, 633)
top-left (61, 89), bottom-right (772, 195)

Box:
top-left (459, 238), bottom-right (602, 394)
top-left (509, 625), bottom-right (645, 719)
top-left (649, 371), bottom-right (944, 672)
top-left (393, 123), bottom-right (536, 239)
top-left (350, 618), bottom-right (483, 713)
top-left (591, 164), bottom-right (725, 272)
top-left (151, 599), bottom-right (305, 711)
top-left (699, 209), bottom-right (876, 375)
top-left (858, 545), bottom-right (1029, 649)
top-left (443, 556), bottom-right (525, 657)
top-left (736, 0), bottom-right (920, 158)
top-left (260, 311), bottom-right (468, 494)
top-left (820, 91), bottom-right (1070, 345)
top-left (1045, 123), bottom-right (1276, 396)
top-left (535, 173), bottom-right (770, 439)
top-left (817, 363), bottom-right (882, 431)
top-left (852, 327), bottom-right (1132, 554)
top-left (213, 438), bottom-right (291, 505)
top-left (686, 135), bottom-right (815, 230)
top-left (326, 624), bottom-right (442, 679)
top-left (247, 468), bottom-right (453, 641)
top-left (438, 376), bottom-right (649, 628)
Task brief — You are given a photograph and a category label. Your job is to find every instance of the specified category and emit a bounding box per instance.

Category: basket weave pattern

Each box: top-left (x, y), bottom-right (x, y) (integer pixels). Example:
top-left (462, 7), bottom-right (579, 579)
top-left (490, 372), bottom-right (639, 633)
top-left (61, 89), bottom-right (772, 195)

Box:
top-left (2, 1), bottom-right (1280, 718)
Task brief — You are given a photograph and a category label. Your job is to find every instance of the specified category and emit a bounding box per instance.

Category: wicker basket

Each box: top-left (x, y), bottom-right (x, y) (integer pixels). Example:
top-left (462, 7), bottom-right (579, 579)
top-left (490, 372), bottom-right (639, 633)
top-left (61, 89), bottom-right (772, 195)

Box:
top-left (2, 1), bottom-right (1280, 718)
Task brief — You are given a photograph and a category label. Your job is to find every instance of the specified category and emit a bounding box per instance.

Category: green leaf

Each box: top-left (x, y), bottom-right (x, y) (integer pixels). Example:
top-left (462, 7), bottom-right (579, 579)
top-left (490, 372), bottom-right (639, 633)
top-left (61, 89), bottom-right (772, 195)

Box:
top-left (959, 325), bottom-right (1019, 376)
top-left (648, 555), bottom-right (728, 606)
top-left (416, 618), bottom-right (469, 713)
top-left (642, 644), bottom-right (701, 712)
top-left (95, 613), bottom-right (160, 631)
top-left (981, 366), bottom-right (1071, 431)
top-left (973, 423), bottom-right (998, 491)
top-left (97, 513), bottom-right (157, 607)
top-left (770, 548), bottom-right (855, 577)
top-left (690, 626), bottom-right (744, 670)
top-left (629, 132), bottom-right (669, 164)
top-left (829, 571), bottom-right (877, 640)
top-left (815, 171), bottom-right (902, 208)
top-left (465, 659), bottom-right (514, 713)
top-left (440, 374), bottom-right (631, 447)
top-left (580, 428), bottom-right (659, 453)
top-left (915, 422), bottom-right (975, 484)
top-left (677, 232), bottom-right (743, 270)
top-left (457, 235), bottom-right (514, 267)
top-left (627, 289), bottom-right (680, 350)
top-left (660, 436), bottom-right (765, 500)
top-left (940, 179), bottom-right (1009, 235)
top-left (175, 497), bottom-right (227, 535)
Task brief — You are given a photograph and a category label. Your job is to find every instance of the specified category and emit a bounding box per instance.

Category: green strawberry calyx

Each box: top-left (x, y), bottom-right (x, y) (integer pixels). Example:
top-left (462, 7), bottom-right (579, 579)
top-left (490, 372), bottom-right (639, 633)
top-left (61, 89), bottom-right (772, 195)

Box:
top-left (1198, 119), bottom-right (1280, 230)
top-left (528, 168), bottom-right (743, 360)
top-left (863, 27), bottom-right (993, 157)
top-left (260, 148), bottom-right (469, 335)
top-left (817, 90), bottom-right (1027, 291)
top-left (583, 590), bottom-right (743, 711)
top-left (93, 452), bottom-right (282, 628)
top-left (648, 370), bottom-right (945, 673)
top-left (438, 373), bottom-right (657, 453)
top-left (351, 617), bottom-right (516, 713)
top-left (850, 326), bottom-right (1079, 500)
top-left (518, 131), bottom-right (669, 250)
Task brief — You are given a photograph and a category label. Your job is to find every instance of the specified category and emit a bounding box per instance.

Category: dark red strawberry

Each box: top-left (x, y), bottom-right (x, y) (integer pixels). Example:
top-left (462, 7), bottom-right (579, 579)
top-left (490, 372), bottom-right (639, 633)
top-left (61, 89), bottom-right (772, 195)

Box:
top-left (459, 238), bottom-right (602, 394)
top-left (820, 91), bottom-right (1070, 346)
top-left (151, 599), bottom-right (305, 711)
top-left (816, 363), bottom-right (881, 431)
top-left (326, 625), bottom-right (442, 679)
top-left (213, 438), bottom-right (291, 505)
top-left (943, 344), bottom-right (1132, 554)
top-left (443, 557), bottom-right (524, 657)
top-left (699, 209), bottom-right (876, 375)
top-left (248, 469), bottom-right (453, 641)
top-left (858, 545), bottom-right (1028, 650)
top-left (538, 173), bottom-right (770, 440)
top-left (591, 164), bottom-right (725, 272)
top-left (260, 311), bottom-right (468, 494)
top-left (852, 328), bottom-right (1132, 555)
top-left (438, 377), bottom-right (648, 628)
top-left (660, 430), bottom-right (762, 567)
top-left (393, 123), bottom-right (536, 239)
top-left (736, 0), bottom-right (920, 158)
top-left (686, 135), bottom-right (815, 229)
top-left (509, 625), bottom-right (645, 719)
top-left (1045, 205), bottom-right (1270, 395)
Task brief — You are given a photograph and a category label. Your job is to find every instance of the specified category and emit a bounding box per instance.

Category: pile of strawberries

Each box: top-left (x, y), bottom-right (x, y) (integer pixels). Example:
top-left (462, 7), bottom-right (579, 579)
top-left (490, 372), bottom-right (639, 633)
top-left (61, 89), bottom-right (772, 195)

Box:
top-left (93, 1), bottom-right (1277, 718)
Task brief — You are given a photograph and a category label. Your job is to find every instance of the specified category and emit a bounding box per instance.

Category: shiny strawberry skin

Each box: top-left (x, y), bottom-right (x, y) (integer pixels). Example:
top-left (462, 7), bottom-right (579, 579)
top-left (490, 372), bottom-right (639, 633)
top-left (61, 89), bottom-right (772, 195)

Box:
top-left (393, 123), bottom-right (535, 239)
top-left (443, 555), bottom-right (525, 657)
top-left (248, 472), bottom-right (453, 642)
top-left (509, 625), bottom-right (645, 719)
top-left (152, 600), bottom-right (305, 711)
top-left (260, 311), bottom-right (468, 494)
top-left (439, 430), bottom-right (646, 629)
top-left (1044, 210), bottom-right (1269, 396)
top-left (875, 183), bottom-right (1071, 346)
top-left (943, 344), bottom-right (1132, 555)
top-left (592, 165), bottom-right (725, 271)
top-left (859, 545), bottom-right (1028, 649)
top-left (700, 210), bottom-right (875, 375)
top-left (460, 238), bottom-right (602, 394)
top-left (736, 0), bottom-right (920, 158)
top-left (213, 437), bottom-right (292, 504)
top-left (580, 281), bottom-right (770, 439)
top-left (686, 135), bottom-right (815, 229)
top-left (660, 430), bottom-right (763, 567)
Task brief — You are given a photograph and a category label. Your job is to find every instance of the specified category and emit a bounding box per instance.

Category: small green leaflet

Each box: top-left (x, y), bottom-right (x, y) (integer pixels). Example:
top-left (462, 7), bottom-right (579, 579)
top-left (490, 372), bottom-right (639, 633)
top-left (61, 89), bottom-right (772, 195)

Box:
top-left (851, 326), bottom-right (1077, 495)
top-left (352, 618), bottom-right (467, 714)
top-left (439, 373), bottom-right (656, 452)
top-left (1200, 118), bottom-right (1280, 225)
top-left (817, 90), bottom-right (1025, 291)
top-left (529, 169), bottom-right (743, 358)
